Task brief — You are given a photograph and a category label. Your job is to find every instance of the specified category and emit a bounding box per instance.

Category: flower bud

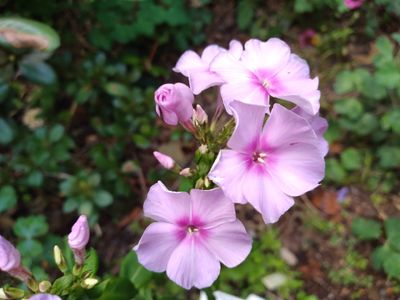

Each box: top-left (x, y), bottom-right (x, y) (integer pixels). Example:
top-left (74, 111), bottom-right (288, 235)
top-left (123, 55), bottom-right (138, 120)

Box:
top-left (53, 246), bottom-right (67, 273)
top-left (0, 235), bottom-right (21, 272)
top-left (193, 104), bottom-right (208, 125)
top-left (38, 281), bottom-right (52, 293)
top-left (28, 294), bottom-right (61, 300)
top-left (154, 83), bottom-right (194, 126)
top-left (179, 168), bottom-right (192, 177)
top-left (0, 288), bottom-right (8, 299)
top-left (3, 287), bottom-right (24, 299)
top-left (198, 144), bottom-right (208, 154)
top-left (68, 215), bottom-right (90, 266)
top-left (81, 278), bottom-right (99, 289)
top-left (153, 151), bottom-right (175, 170)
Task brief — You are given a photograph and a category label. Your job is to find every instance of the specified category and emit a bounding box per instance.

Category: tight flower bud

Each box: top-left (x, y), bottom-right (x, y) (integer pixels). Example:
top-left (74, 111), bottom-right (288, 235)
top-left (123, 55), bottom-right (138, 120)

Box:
top-left (193, 104), bottom-right (208, 125)
top-left (53, 246), bottom-right (67, 273)
top-left (154, 83), bottom-right (194, 126)
top-left (0, 288), bottom-right (8, 299)
top-left (179, 168), bottom-right (192, 177)
top-left (38, 281), bottom-right (52, 293)
top-left (28, 294), bottom-right (61, 300)
top-left (68, 215), bottom-right (90, 266)
top-left (344, 0), bottom-right (364, 9)
top-left (153, 151), bottom-right (175, 170)
top-left (81, 278), bottom-right (99, 289)
top-left (0, 235), bottom-right (21, 272)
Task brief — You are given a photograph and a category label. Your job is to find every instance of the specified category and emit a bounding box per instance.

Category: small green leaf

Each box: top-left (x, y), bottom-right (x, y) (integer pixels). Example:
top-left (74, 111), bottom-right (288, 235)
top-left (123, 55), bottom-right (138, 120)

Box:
top-left (94, 190), bottom-right (113, 207)
top-left (0, 185), bottom-right (17, 213)
top-left (333, 98), bottom-right (363, 119)
top-left (120, 251), bottom-right (152, 288)
top-left (385, 218), bottom-right (400, 239)
top-left (13, 215), bottom-right (49, 239)
top-left (0, 17), bottom-right (60, 52)
top-left (19, 60), bottom-right (57, 85)
top-left (351, 217), bottom-right (381, 241)
top-left (104, 82), bottom-right (130, 98)
top-left (49, 124), bottom-right (65, 142)
top-left (81, 248), bottom-right (99, 277)
top-left (0, 118), bottom-right (14, 144)
top-left (17, 239), bottom-right (43, 258)
top-left (371, 245), bottom-right (390, 270)
top-left (98, 278), bottom-right (136, 300)
top-left (237, 0), bottom-right (255, 30)
top-left (51, 274), bottom-right (74, 295)
top-left (383, 251), bottom-right (400, 278)
top-left (340, 148), bottom-right (363, 171)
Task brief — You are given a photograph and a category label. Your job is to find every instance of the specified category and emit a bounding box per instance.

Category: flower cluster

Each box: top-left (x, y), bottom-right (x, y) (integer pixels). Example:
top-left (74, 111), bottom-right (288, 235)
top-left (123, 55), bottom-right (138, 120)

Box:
top-left (137, 37), bottom-right (327, 289)
top-left (0, 216), bottom-right (93, 299)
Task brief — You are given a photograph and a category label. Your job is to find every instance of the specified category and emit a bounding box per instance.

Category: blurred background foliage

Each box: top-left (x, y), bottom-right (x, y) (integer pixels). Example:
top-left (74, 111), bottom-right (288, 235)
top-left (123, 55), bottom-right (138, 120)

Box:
top-left (0, 0), bottom-right (400, 299)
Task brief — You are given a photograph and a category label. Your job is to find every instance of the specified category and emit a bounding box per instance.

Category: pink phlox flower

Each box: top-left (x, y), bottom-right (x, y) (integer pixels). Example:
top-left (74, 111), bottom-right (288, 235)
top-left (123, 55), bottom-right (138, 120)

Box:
top-left (344, 0), bottom-right (364, 9)
top-left (68, 215), bottom-right (90, 265)
top-left (210, 38), bottom-right (320, 115)
top-left (154, 83), bottom-right (194, 126)
top-left (0, 235), bottom-right (21, 272)
top-left (29, 294), bottom-right (61, 300)
top-left (208, 101), bottom-right (325, 223)
top-left (292, 106), bottom-right (329, 156)
top-left (173, 40), bottom-right (243, 95)
top-left (134, 181), bottom-right (252, 289)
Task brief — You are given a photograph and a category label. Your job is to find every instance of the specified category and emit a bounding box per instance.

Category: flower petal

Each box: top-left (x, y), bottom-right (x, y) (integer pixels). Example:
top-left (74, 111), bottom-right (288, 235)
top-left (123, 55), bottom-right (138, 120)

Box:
top-left (267, 143), bottom-right (325, 197)
top-left (228, 40), bottom-right (243, 59)
top-left (201, 44), bottom-right (225, 65)
top-left (190, 188), bottom-right (236, 228)
top-left (241, 38), bottom-right (291, 73)
top-left (135, 222), bottom-right (183, 272)
top-left (214, 291), bottom-right (243, 300)
top-left (188, 70), bottom-right (224, 95)
top-left (204, 220), bottom-right (252, 268)
top-left (210, 52), bottom-right (253, 83)
top-left (166, 236), bottom-right (221, 289)
top-left (144, 181), bottom-right (190, 224)
top-left (242, 168), bottom-right (295, 223)
top-left (260, 104), bottom-right (319, 150)
top-left (208, 150), bottom-right (251, 204)
top-left (228, 101), bottom-right (267, 151)
top-left (173, 50), bottom-right (204, 77)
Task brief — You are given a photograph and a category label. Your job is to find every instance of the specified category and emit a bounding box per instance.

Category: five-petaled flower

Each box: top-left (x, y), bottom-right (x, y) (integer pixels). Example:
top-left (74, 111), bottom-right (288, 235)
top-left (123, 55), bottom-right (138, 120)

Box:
top-left (210, 38), bottom-right (320, 115)
top-left (134, 181), bottom-right (252, 289)
top-left (208, 101), bottom-right (325, 223)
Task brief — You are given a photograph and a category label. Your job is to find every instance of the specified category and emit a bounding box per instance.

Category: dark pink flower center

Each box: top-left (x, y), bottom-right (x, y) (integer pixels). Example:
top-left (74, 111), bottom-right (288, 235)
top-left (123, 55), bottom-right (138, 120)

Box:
top-left (252, 151), bottom-right (267, 164)
top-left (187, 225), bottom-right (199, 234)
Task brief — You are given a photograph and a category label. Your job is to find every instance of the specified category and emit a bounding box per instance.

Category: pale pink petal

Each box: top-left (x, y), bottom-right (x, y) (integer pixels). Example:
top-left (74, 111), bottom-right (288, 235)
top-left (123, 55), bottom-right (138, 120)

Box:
top-left (228, 101), bottom-right (267, 151)
top-left (173, 50), bottom-right (204, 76)
top-left (243, 168), bottom-right (295, 223)
top-left (210, 52), bottom-right (253, 83)
top-left (135, 222), bottom-right (183, 272)
top-left (228, 40), bottom-right (243, 59)
top-left (144, 181), bottom-right (190, 224)
top-left (267, 143), bottom-right (324, 197)
top-left (188, 70), bottom-right (224, 95)
top-left (190, 188), bottom-right (236, 228)
top-left (172, 82), bottom-right (195, 121)
top-left (241, 38), bottom-right (291, 73)
top-left (159, 109), bottom-right (178, 125)
top-left (260, 104), bottom-right (319, 150)
top-left (204, 220), bottom-right (252, 268)
top-left (201, 45), bottom-right (225, 65)
top-left (220, 82), bottom-right (269, 114)
top-left (214, 291), bottom-right (243, 300)
top-left (208, 150), bottom-right (251, 204)
top-left (278, 54), bottom-right (310, 79)
top-left (166, 236), bottom-right (220, 289)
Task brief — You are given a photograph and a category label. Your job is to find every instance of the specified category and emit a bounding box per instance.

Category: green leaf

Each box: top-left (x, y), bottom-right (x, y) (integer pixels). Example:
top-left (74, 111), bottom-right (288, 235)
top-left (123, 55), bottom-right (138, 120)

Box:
top-left (340, 148), bottom-right (362, 171)
top-left (381, 109), bottom-right (400, 134)
top-left (120, 252), bottom-right (152, 289)
top-left (0, 17), bottom-right (60, 52)
top-left (13, 215), bottom-right (48, 239)
top-left (19, 60), bottom-right (57, 85)
top-left (25, 171), bottom-right (44, 187)
top-left (51, 274), bottom-right (75, 295)
top-left (81, 248), bottom-right (99, 277)
top-left (17, 239), bottom-right (43, 258)
top-left (0, 185), bottom-right (17, 213)
top-left (237, 0), bottom-right (255, 30)
top-left (383, 251), bottom-right (400, 278)
top-left (333, 98), bottom-right (363, 119)
top-left (351, 217), bottom-right (381, 241)
top-left (378, 146), bottom-right (400, 169)
top-left (384, 218), bottom-right (400, 239)
top-left (98, 278), bottom-right (136, 300)
top-left (371, 245), bottom-right (390, 270)
top-left (0, 118), bottom-right (14, 144)
top-left (325, 158), bottom-right (347, 183)
top-left (104, 82), bottom-right (130, 98)
top-left (94, 190), bottom-right (113, 207)
top-left (388, 233), bottom-right (400, 252)
top-left (49, 124), bottom-right (65, 142)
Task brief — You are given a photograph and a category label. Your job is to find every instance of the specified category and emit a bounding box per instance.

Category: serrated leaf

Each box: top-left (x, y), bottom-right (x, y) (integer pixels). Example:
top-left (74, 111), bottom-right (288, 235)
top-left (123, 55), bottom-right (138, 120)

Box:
top-left (0, 17), bottom-right (60, 52)
top-left (120, 252), bottom-right (152, 289)
top-left (351, 217), bottom-right (381, 241)
top-left (0, 185), bottom-right (17, 213)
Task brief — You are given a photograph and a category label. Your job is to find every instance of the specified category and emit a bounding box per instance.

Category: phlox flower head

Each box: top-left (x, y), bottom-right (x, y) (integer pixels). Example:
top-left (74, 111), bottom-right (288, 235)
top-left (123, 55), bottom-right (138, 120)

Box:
top-left (173, 40), bottom-right (243, 95)
top-left (210, 38), bottom-right (320, 115)
top-left (29, 294), bottom-right (61, 300)
top-left (208, 101), bottom-right (325, 223)
top-left (0, 235), bottom-right (21, 272)
top-left (134, 181), bottom-right (252, 289)
top-left (344, 0), bottom-right (364, 9)
top-left (154, 83), bottom-right (194, 126)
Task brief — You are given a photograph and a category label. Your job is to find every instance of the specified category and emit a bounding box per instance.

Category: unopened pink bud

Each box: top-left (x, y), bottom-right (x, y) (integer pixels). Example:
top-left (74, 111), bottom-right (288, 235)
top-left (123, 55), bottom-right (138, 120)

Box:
top-left (153, 151), bottom-right (175, 170)
top-left (179, 168), bottom-right (192, 177)
top-left (154, 83), bottom-right (194, 126)
top-left (0, 235), bottom-right (21, 272)
top-left (68, 215), bottom-right (90, 265)
top-left (193, 104), bottom-right (208, 125)
top-left (344, 0), bottom-right (364, 9)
